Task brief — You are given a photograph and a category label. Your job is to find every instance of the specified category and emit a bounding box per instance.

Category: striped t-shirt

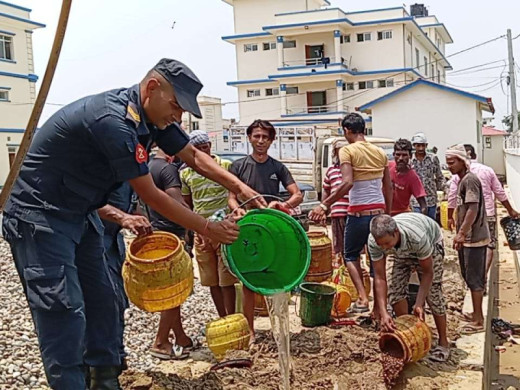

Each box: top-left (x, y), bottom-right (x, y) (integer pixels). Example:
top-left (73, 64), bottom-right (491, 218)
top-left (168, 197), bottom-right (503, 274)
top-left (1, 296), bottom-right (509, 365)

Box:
top-left (181, 155), bottom-right (231, 218)
top-left (323, 164), bottom-right (349, 217)
top-left (368, 213), bottom-right (443, 261)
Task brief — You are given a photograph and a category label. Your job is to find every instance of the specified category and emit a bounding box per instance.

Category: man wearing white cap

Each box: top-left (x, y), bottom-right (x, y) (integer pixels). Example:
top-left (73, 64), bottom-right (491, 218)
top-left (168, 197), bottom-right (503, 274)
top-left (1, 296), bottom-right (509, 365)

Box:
top-left (446, 144), bottom-right (489, 335)
top-left (411, 132), bottom-right (445, 219)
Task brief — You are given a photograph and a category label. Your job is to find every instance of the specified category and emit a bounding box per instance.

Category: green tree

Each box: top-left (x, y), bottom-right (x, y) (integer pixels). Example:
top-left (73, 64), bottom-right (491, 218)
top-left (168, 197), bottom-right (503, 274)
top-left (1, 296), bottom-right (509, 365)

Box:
top-left (502, 113), bottom-right (520, 132)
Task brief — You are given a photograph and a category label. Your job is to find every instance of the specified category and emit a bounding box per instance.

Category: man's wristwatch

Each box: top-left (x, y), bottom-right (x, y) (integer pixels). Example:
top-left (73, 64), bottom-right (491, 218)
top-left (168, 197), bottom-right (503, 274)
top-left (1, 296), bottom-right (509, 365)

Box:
top-left (319, 203), bottom-right (328, 212)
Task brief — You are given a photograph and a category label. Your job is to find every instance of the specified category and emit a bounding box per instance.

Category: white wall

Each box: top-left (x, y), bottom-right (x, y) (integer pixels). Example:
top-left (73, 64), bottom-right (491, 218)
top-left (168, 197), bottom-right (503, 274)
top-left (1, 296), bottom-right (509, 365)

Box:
top-left (341, 24), bottom-right (405, 71)
top-left (370, 84), bottom-right (483, 163)
top-left (505, 150), bottom-right (520, 208)
top-left (482, 136), bottom-right (506, 176)
top-left (233, 0), bottom-right (315, 34)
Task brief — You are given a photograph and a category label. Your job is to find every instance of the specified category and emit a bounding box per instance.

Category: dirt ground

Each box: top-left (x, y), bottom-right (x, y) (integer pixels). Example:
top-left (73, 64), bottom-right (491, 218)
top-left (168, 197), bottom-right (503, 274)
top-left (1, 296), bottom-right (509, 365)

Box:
top-left (120, 230), bottom-right (474, 390)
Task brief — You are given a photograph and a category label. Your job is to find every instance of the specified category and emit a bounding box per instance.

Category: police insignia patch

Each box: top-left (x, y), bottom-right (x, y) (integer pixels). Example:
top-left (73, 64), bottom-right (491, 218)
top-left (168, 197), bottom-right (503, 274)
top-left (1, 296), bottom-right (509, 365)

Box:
top-left (135, 143), bottom-right (148, 164)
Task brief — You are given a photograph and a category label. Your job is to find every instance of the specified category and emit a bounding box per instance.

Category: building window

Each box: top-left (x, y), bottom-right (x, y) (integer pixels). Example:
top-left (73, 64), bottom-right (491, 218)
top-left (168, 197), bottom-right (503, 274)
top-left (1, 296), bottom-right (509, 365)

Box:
top-left (247, 89), bottom-right (261, 97)
top-left (485, 136), bottom-right (492, 149)
top-left (283, 40), bottom-right (296, 49)
top-left (378, 80), bottom-right (387, 88)
top-left (386, 79), bottom-right (394, 87)
top-left (377, 30), bottom-right (393, 40)
top-left (342, 34), bottom-right (351, 43)
top-left (431, 64), bottom-right (435, 80)
top-left (366, 81), bottom-right (374, 89)
top-left (359, 81), bottom-right (375, 89)
top-left (244, 43), bottom-right (258, 52)
top-left (263, 42), bottom-right (276, 51)
top-left (437, 70), bottom-right (441, 83)
top-left (415, 48), bottom-right (420, 68)
top-left (407, 33), bottom-right (412, 45)
top-left (0, 90), bottom-right (9, 101)
top-left (191, 122), bottom-right (199, 131)
top-left (265, 87), bottom-right (279, 96)
top-left (343, 82), bottom-right (354, 91)
top-left (0, 35), bottom-right (13, 60)
top-left (424, 57), bottom-right (428, 75)
top-left (286, 86), bottom-right (299, 94)
top-left (357, 32), bottom-right (372, 42)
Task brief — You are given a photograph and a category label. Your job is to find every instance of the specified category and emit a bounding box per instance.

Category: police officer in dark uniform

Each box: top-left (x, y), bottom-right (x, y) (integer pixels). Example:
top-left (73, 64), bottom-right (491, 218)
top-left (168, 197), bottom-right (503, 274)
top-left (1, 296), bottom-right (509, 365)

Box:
top-left (99, 182), bottom-right (150, 372)
top-left (2, 58), bottom-right (265, 389)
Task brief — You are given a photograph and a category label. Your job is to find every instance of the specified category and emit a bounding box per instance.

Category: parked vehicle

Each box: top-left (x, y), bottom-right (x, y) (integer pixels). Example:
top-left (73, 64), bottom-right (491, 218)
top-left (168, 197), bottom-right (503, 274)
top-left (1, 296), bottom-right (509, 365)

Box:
top-left (228, 126), bottom-right (394, 195)
top-left (214, 151), bottom-right (319, 230)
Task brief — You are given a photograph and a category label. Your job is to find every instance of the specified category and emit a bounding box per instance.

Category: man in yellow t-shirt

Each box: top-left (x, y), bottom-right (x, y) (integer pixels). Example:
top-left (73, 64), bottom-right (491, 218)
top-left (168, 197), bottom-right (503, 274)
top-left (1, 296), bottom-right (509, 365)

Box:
top-left (310, 113), bottom-right (392, 313)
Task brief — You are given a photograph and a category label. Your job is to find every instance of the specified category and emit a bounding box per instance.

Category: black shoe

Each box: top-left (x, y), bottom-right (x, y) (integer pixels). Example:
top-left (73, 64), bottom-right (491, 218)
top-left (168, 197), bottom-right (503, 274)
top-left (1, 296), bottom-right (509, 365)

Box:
top-left (89, 366), bottom-right (122, 390)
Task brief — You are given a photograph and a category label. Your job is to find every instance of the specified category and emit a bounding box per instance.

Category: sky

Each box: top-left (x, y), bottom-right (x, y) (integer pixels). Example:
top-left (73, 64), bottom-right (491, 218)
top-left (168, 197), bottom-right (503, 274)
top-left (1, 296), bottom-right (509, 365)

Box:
top-left (10, 0), bottom-right (520, 127)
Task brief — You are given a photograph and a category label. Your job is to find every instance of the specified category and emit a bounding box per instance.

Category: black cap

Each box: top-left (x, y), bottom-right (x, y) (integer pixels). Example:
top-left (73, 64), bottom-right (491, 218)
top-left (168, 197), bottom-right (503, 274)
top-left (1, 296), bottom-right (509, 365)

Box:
top-left (153, 58), bottom-right (203, 119)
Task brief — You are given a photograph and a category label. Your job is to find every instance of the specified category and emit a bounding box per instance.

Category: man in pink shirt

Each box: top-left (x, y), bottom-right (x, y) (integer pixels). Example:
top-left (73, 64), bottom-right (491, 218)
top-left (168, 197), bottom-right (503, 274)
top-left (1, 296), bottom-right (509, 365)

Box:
top-left (390, 139), bottom-right (428, 216)
top-left (448, 144), bottom-right (519, 281)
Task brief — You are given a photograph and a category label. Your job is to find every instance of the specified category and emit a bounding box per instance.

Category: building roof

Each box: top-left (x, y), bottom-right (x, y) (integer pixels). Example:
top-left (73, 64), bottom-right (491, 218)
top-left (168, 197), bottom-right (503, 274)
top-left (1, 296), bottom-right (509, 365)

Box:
top-left (357, 79), bottom-right (495, 114)
top-left (482, 126), bottom-right (507, 136)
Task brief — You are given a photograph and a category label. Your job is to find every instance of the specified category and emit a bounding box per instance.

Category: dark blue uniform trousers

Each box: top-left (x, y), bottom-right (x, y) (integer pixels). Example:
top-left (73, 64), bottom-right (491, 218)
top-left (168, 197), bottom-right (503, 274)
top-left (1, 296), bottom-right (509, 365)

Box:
top-left (103, 231), bottom-right (128, 360)
top-left (3, 215), bottom-right (120, 389)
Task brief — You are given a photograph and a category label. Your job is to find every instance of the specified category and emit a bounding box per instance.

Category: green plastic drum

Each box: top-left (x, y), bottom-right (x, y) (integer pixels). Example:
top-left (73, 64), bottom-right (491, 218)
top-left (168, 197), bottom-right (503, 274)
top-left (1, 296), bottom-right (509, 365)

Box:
top-left (222, 208), bottom-right (311, 295)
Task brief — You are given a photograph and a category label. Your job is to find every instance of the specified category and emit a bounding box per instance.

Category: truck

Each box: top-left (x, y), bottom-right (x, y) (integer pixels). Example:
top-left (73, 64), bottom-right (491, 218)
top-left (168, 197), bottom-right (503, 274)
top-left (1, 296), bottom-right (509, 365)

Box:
top-left (229, 126), bottom-right (395, 194)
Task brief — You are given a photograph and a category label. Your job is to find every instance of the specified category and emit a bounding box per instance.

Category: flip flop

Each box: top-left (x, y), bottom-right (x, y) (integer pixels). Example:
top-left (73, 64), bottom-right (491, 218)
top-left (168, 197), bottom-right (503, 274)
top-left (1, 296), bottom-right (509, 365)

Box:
top-left (149, 344), bottom-right (190, 360)
top-left (181, 338), bottom-right (201, 352)
top-left (459, 312), bottom-right (473, 322)
top-left (428, 345), bottom-right (450, 362)
top-left (347, 303), bottom-right (370, 314)
top-left (459, 324), bottom-right (484, 335)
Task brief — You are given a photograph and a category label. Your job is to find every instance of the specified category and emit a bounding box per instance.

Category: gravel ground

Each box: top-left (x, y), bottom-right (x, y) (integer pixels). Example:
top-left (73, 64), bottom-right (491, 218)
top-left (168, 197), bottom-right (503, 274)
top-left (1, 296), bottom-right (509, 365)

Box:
top-left (0, 237), bottom-right (219, 389)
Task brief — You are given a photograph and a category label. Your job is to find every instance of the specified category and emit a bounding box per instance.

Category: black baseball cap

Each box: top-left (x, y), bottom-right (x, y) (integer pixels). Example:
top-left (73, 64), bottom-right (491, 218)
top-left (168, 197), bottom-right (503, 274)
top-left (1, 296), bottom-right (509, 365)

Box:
top-left (153, 58), bottom-right (203, 119)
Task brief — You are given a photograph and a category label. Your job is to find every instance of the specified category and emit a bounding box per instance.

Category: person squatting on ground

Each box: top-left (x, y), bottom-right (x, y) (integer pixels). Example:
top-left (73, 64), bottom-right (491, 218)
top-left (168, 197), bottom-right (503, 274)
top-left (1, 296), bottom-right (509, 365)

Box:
top-left (448, 144), bottom-right (519, 303)
top-left (228, 119), bottom-right (302, 340)
top-left (411, 132), bottom-right (445, 219)
top-left (446, 144), bottom-right (489, 335)
top-left (2, 58), bottom-right (265, 389)
top-left (369, 213), bottom-right (450, 362)
top-left (181, 130), bottom-right (238, 319)
top-left (147, 148), bottom-right (197, 360)
top-left (321, 139), bottom-right (350, 266)
top-left (309, 113), bottom-right (393, 315)
top-left (389, 138), bottom-right (427, 216)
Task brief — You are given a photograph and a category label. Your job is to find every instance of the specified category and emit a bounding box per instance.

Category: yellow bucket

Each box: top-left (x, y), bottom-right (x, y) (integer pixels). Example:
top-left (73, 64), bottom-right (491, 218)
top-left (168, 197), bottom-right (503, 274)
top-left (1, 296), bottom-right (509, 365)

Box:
top-left (379, 314), bottom-right (432, 363)
top-left (440, 201), bottom-right (449, 230)
top-left (206, 313), bottom-right (250, 361)
top-left (322, 281), bottom-right (352, 318)
top-left (122, 231), bottom-right (193, 312)
top-left (332, 265), bottom-right (371, 301)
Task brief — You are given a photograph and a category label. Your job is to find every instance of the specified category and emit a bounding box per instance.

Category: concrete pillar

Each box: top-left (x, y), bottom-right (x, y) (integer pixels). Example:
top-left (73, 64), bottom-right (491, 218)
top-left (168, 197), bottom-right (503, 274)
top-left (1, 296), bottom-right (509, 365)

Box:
top-left (280, 84), bottom-right (287, 115)
top-left (277, 36), bottom-right (284, 68)
top-left (336, 80), bottom-right (343, 112)
top-left (334, 30), bottom-right (341, 63)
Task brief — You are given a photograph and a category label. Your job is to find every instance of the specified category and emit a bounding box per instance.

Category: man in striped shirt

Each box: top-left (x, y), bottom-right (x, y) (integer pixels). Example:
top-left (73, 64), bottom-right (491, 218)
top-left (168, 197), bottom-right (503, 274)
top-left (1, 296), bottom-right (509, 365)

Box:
top-left (181, 131), bottom-right (237, 317)
top-left (322, 139), bottom-right (349, 265)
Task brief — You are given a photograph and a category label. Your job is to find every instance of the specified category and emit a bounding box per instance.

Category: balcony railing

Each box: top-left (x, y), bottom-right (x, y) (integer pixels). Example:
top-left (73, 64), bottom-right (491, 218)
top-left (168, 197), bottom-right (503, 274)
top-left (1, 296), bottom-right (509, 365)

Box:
top-left (285, 104), bottom-right (350, 115)
top-left (281, 57), bottom-right (346, 68)
top-left (505, 133), bottom-right (520, 155)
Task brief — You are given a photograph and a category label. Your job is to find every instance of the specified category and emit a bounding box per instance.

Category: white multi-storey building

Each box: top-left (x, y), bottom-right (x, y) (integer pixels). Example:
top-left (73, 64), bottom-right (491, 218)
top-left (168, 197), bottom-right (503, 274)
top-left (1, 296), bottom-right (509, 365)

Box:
top-left (0, 1), bottom-right (44, 185)
top-left (221, 1), bottom-right (453, 129)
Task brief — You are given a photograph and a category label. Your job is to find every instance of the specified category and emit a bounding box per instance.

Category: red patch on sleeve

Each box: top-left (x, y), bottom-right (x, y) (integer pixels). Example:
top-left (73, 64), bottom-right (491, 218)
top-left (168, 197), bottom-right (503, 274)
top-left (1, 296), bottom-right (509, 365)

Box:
top-left (135, 143), bottom-right (148, 164)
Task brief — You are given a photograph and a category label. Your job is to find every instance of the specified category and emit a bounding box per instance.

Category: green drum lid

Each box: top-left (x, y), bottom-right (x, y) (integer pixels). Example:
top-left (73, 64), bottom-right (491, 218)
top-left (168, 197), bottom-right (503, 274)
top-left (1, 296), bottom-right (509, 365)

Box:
top-left (223, 208), bottom-right (311, 295)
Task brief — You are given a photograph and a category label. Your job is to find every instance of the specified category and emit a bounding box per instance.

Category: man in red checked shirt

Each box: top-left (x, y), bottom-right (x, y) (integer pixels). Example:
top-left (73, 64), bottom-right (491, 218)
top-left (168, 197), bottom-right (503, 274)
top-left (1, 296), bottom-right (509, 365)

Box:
top-left (390, 139), bottom-right (428, 216)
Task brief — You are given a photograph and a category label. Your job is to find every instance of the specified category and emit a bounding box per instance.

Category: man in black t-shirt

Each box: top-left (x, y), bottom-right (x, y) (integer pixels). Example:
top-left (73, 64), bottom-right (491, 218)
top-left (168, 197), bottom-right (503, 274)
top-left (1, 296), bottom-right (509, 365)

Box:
top-left (148, 149), bottom-right (186, 237)
top-left (147, 148), bottom-right (195, 360)
top-left (228, 119), bottom-right (302, 339)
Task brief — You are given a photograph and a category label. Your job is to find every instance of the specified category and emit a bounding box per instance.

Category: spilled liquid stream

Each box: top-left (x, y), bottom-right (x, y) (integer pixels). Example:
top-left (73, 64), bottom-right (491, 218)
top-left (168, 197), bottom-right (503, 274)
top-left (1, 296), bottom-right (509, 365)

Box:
top-left (265, 292), bottom-right (291, 390)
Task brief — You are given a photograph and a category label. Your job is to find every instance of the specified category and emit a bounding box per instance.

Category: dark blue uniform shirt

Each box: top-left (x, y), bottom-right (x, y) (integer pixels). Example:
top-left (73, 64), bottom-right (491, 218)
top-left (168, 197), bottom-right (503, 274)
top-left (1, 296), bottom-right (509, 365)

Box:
top-left (5, 84), bottom-right (189, 243)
